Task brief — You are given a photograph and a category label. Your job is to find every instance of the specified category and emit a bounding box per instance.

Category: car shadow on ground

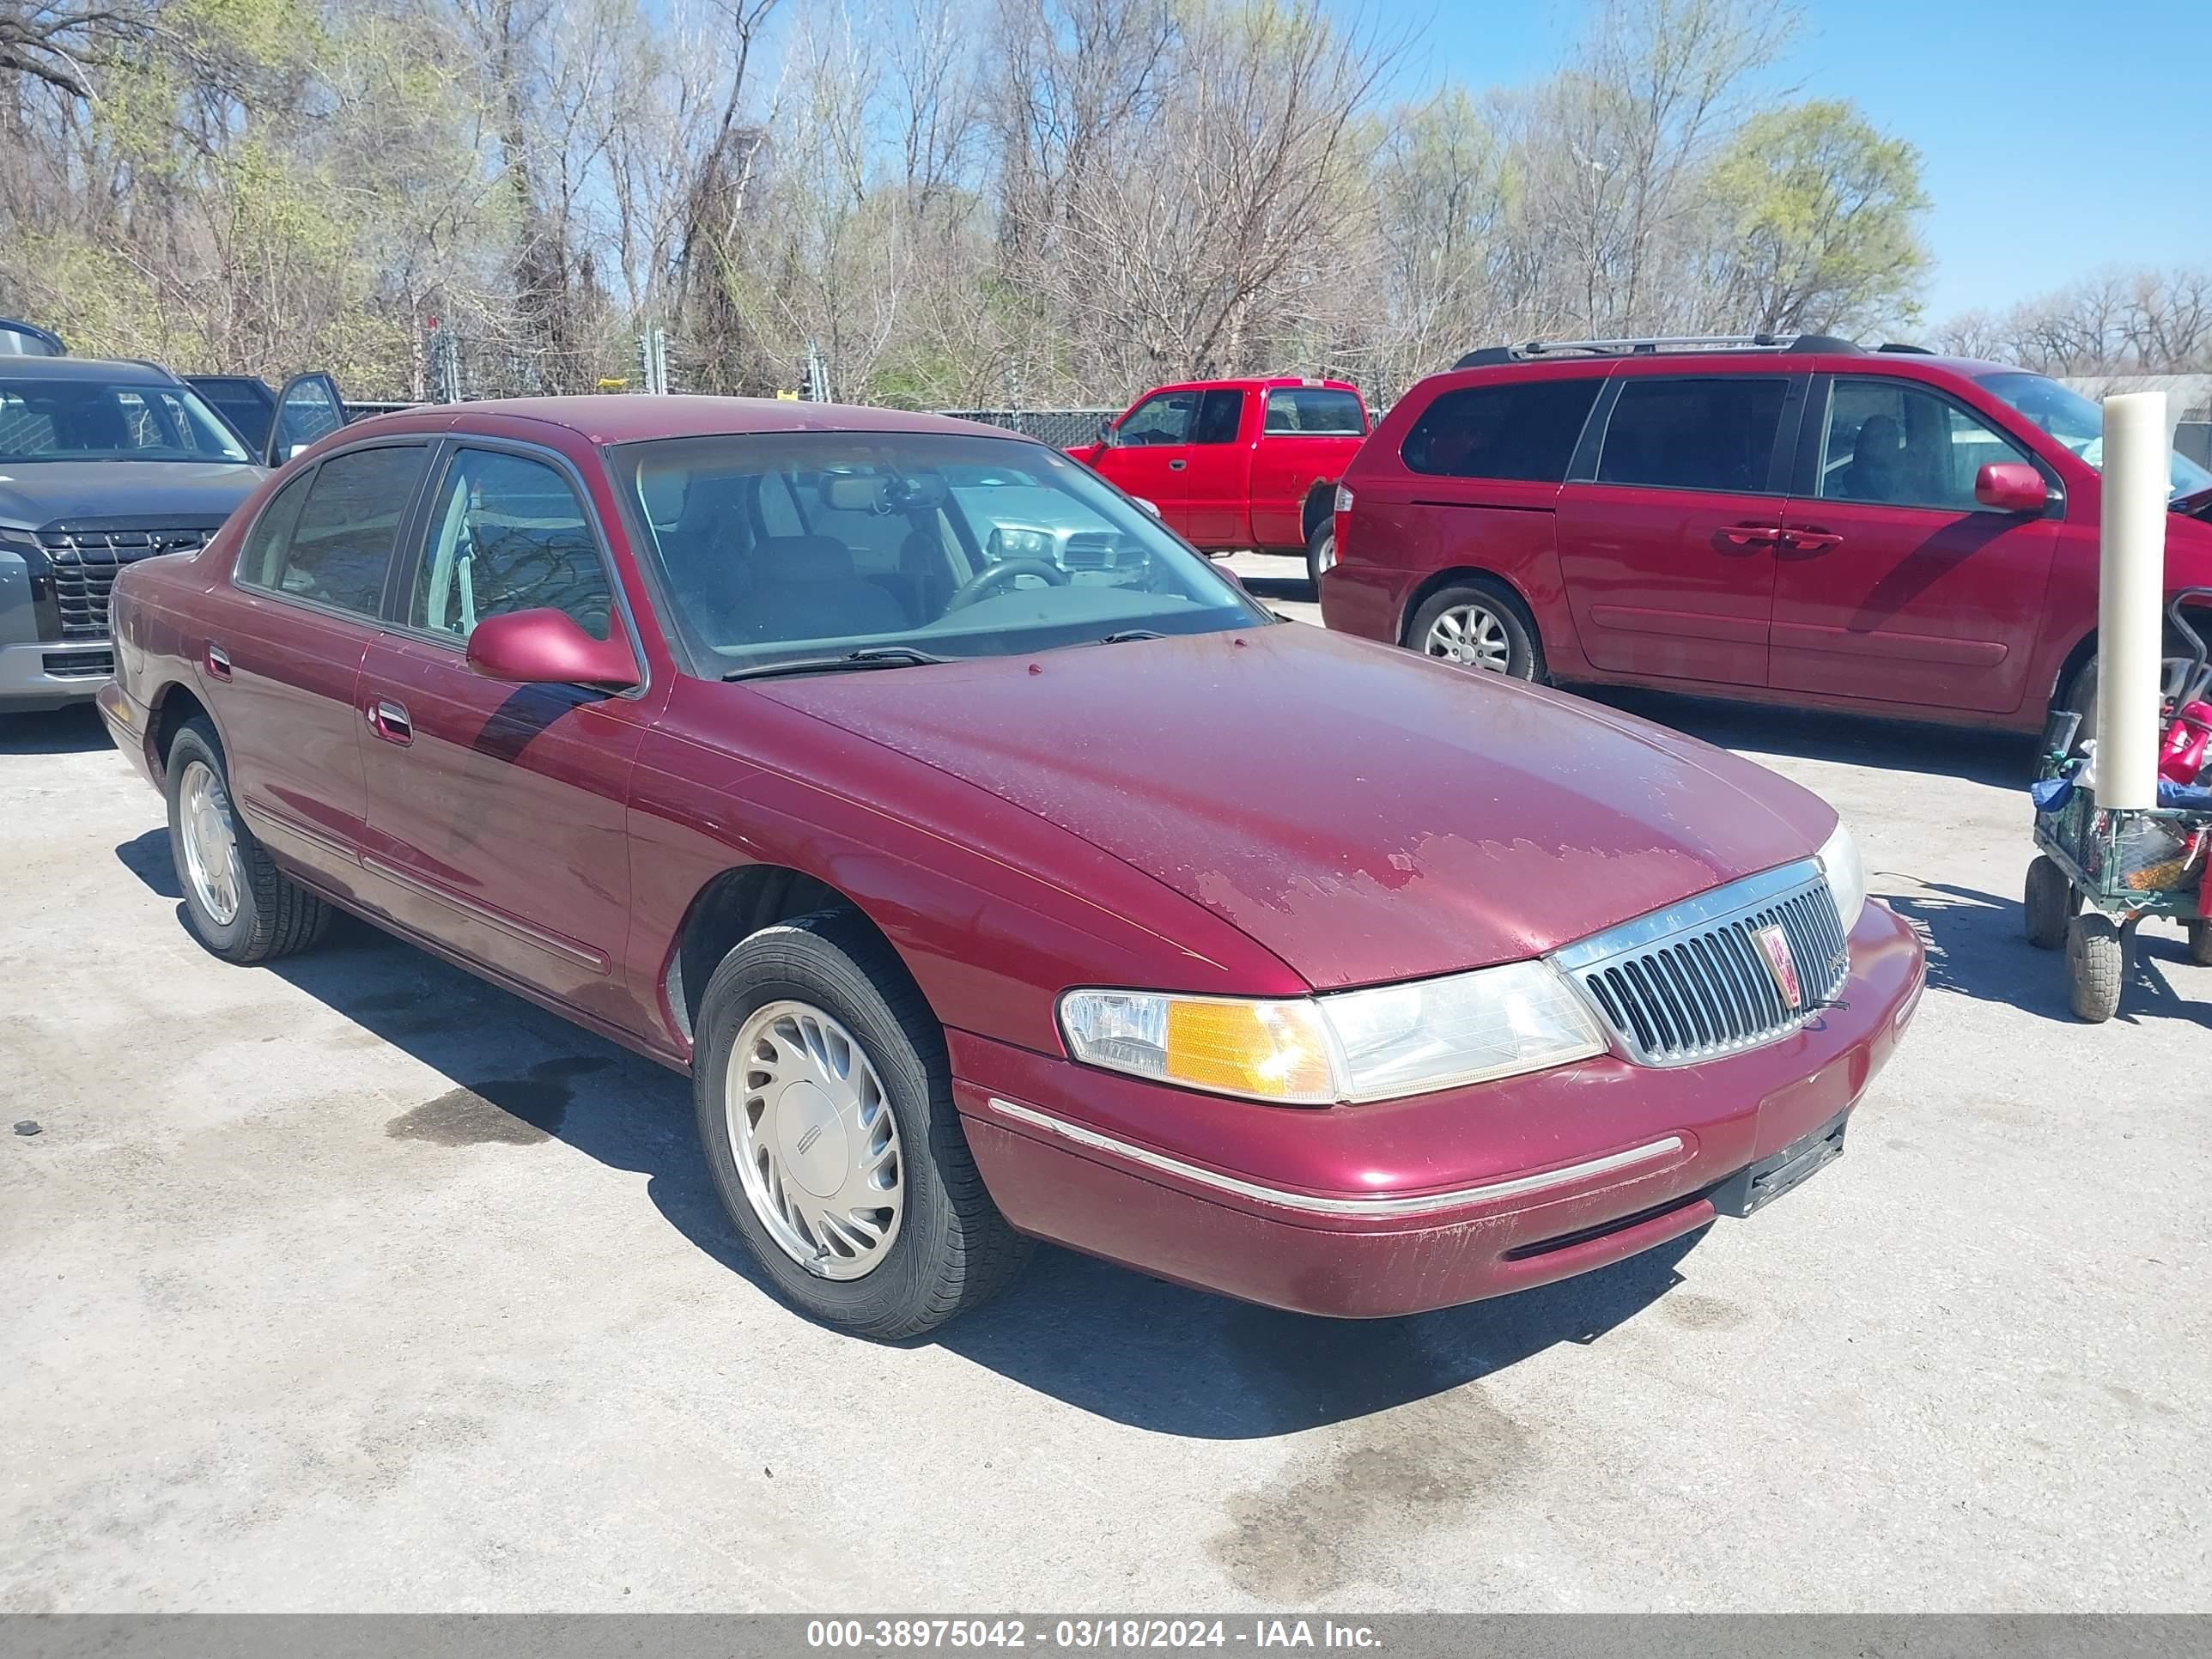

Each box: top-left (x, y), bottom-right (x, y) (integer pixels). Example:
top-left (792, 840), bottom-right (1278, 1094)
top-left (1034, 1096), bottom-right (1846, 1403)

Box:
top-left (1232, 571), bottom-right (1316, 609)
top-left (112, 823), bottom-right (1711, 1437)
top-left (0, 704), bottom-right (111, 755)
top-left (1881, 875), bottom-right (2211, 1030)
top-left (1573, 685), bottom-right (2039, 790)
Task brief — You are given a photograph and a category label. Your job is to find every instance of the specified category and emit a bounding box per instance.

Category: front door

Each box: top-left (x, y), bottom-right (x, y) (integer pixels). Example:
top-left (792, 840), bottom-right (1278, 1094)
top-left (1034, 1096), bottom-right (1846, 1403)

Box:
top-left (1094, 389), bottom-right (1197, 535)
top-left (1771, 374), bottom-right (2061, 714)
top-left (216, 443), bottom-right (430, 884)
top-left (1178, 387), bottom-right (1250, 546)
top-left (264, 373), bottom-right (349, 467)
top-left (1555, 373), bottom-right (1799, 687)
top-left (356, 441), bottom-right (653, 1028)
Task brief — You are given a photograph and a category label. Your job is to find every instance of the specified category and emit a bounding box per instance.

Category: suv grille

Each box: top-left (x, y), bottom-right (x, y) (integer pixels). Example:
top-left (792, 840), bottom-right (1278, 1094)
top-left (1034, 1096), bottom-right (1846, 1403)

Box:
top-left (1550, 859), bottom-right (1850, 1067)
top-left (36, 529), bottom-right (209, 641)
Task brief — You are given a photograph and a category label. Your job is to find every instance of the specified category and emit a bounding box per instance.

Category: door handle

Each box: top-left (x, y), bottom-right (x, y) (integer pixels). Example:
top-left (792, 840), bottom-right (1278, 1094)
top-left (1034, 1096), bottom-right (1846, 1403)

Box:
top-left (1721, 526), bottom-right (1779, 547)
top-left (1168, 459), bottom-right (1188, 471)
top-left (204, 644), bottom-right (233, 682)
top-left (1780, 529), bottom-right (1844, 552)
top-left (367, 698), bottom-right (413, 745)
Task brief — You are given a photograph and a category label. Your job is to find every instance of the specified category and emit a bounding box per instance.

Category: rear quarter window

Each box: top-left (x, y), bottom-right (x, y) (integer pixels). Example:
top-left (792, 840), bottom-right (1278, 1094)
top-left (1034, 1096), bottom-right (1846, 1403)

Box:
top-left (1401, 379), bottom-right (1603, 481)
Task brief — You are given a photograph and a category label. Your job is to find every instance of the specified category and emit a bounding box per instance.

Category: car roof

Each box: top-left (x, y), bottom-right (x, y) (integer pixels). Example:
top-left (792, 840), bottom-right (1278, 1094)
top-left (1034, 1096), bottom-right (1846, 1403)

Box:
top-left (0, 354), bottom-right (184, 385)
top-left (342, 394), bottom-right (1030, 448)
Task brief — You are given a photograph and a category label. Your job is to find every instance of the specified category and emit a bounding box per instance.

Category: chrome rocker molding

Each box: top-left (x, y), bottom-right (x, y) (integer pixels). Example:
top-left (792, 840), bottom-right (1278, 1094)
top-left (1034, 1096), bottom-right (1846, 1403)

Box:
top-left (984, 1096), bottom-right (1684, 1219)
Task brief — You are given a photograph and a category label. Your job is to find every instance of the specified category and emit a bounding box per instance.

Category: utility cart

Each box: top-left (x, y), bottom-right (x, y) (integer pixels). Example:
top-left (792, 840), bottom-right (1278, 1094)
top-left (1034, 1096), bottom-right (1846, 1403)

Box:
top-left (2025, 595), bottom-right (2212, 1021)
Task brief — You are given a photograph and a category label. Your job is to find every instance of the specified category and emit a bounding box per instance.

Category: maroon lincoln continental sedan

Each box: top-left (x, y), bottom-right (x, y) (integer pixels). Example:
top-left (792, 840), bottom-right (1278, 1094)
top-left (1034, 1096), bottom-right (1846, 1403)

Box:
top-left (96, 395), bottom-right (1925, 1338)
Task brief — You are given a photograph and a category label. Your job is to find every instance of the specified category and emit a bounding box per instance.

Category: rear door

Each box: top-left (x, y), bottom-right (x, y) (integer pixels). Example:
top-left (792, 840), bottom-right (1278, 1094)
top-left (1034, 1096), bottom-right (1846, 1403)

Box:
top-left (264, 373), bottom-right (349, 466)
top-left (185, 376), bottom-right (276, 453)
top-left (1555, 371), bottom-right (1802, 687)
top-left (1770, 374), bottom-right (2061, 714)
top-left (1177, 387), bottom-right (1252, 547)
top-left (1092, 388), bottom-right (1197, 533)
top-left (357, 439), bottom-right (656, 1022)
top-left (217, 441), bottom-right (431, 881)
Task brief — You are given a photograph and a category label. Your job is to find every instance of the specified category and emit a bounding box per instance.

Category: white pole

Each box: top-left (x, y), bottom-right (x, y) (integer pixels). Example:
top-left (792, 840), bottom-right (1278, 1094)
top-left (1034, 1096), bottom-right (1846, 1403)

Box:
top-left (2097, 391), bottom-right (2167, 811)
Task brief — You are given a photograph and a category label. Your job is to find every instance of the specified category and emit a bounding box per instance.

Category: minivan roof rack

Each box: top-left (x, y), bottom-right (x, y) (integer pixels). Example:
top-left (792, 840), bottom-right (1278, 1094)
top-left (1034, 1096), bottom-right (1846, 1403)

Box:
top-left (1875, 342), bottom-right (1933, 354)
top-left (1453, 333), bottom-right (1859, 369)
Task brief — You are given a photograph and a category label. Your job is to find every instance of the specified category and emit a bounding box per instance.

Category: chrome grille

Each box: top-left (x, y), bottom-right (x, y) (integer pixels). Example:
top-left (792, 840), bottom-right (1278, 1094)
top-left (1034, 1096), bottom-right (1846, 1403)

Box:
top-left (1549, 859), bottom-right (1850, 1067)
top-left (37, 529), bottom-right (209, 640)
top-left (1060, 532), bottom-right (1116, 569)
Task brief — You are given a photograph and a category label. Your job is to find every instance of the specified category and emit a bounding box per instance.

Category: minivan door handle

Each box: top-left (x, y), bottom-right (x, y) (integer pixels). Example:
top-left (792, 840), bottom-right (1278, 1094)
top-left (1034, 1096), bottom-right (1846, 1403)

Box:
top-left (204, 644), bottom-right (233, 682)
top-left (1780, 529), bottom-right (1844, 553)
top-left (1721, 525), bottom-right (1780, 548)
top-left (367, 698), bottom-right (413, 745)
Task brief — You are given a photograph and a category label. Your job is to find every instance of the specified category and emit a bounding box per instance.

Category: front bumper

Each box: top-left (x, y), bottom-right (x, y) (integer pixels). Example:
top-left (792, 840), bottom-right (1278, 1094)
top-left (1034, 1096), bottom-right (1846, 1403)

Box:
top-left (0, 637), bottom-right (113, 710)
top-left (957, 900), bottom-right (1924, 1318)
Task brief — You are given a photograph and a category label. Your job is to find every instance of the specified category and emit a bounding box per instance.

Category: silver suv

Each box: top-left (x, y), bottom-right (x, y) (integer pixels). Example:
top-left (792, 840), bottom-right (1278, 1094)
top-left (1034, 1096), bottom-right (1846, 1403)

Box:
top-left (0, 356), bottom-right (283, 712)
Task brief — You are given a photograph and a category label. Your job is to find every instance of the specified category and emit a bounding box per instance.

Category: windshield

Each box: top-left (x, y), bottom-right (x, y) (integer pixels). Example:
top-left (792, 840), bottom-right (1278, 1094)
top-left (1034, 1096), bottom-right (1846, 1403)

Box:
top-left (616, 431), bottom-right (1269, 674)
top-left (1978, 371), bottom-right (2212, 501)
top-left (0, 377), bottom-right (252, 464)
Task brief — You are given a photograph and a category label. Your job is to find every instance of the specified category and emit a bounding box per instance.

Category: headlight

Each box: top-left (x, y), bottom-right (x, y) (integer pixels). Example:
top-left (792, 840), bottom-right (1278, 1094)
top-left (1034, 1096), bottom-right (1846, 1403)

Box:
top-left (1816, 817), bottom-right (1866, 930)
top-left (1059, 961), bottom-right (1607, 1106)
top-left (989, 526), bottom-right (1054, 560)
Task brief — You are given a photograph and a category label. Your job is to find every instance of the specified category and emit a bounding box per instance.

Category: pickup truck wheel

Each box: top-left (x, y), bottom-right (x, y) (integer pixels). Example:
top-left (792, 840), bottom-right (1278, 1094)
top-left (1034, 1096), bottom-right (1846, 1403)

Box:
top-left (693, 910), bottom-right (1030, 1339)
top-left (164, 718), bottom-right (331, 963)
top-left (1407, 580), bottom-right (1543, 681)
top-left (1304, 520), bottom-right (1334, 588)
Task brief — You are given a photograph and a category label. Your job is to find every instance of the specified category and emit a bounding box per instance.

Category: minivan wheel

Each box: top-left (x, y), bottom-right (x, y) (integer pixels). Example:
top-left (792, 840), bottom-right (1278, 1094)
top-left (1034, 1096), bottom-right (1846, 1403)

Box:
top-left (1407, 580), bottom-right (1542, 680)
top-left (1304, 520), bottom-right (1334, 589)
top-left (692, 910), bottom-right (1030, 1339)
top-left (164, 718), bottom-right (331, 963)
top-left (2057, 646), bottom-right (2195, 746)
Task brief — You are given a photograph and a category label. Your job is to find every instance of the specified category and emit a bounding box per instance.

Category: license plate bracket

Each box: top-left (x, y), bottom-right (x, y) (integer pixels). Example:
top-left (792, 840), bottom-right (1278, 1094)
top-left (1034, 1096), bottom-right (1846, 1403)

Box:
top-left (1711, 1109), bottom-right (1850, 1218)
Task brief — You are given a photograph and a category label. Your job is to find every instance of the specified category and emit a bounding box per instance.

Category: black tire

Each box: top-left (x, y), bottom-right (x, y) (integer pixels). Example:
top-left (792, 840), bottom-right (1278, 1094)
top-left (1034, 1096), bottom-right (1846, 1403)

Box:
top-left (2064, 913), bottom-right (2124, 1024)
top-left (163, 717), bottom-right (331, 964)
top-left (692, 910), bottom-right (1030, 1339)
top-left (1405, 579), bottom-right (1544, 681)
top-left (2056, 632), bottom-right (2200, 744)
top-left (2023, 855), bottom-right (2077, 951)
top-left (1304, 519), bottom-right (1334, 589)
top-left (2189, 921), bottom-right (2212, 967)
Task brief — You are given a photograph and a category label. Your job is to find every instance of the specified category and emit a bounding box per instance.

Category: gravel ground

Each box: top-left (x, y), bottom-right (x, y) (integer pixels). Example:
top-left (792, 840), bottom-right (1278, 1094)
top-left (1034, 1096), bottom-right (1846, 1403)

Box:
top-left (3, 564), bottom-right (2207, 1612)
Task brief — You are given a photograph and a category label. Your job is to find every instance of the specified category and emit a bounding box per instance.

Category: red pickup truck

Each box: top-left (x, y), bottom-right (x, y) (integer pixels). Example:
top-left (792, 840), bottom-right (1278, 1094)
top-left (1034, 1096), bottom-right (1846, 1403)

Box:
top-left (1068, 377), bottom-right (1370, 582)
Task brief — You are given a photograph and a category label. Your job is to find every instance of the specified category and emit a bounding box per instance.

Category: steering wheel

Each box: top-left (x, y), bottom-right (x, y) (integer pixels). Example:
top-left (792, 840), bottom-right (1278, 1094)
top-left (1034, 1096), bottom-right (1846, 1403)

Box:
top-left (945, 557), bottom-right (1067, 611)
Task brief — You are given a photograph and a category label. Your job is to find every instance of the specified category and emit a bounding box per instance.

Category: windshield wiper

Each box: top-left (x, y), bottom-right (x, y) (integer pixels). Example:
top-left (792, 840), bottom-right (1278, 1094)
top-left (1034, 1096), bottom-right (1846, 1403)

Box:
top-left (1092, 629), bottom-right (1167, 644)
top-left (723, 646), bottom-right (949, 682)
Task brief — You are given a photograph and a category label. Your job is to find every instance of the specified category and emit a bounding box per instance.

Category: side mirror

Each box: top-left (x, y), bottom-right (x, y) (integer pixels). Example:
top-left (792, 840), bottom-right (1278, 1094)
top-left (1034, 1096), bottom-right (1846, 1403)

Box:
top-left (465, 608), bottom-right (640, 690)
top-left (1975, 461), bottom-right (2049, 514)
top-left (1097, 417), bottom-right (1117, 447)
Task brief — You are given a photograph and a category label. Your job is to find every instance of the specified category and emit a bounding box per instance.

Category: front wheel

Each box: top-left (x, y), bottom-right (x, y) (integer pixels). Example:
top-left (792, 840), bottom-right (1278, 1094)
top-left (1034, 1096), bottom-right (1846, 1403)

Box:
top-left (2064, 913), bottom-right (2124, 1024)
top-left (1406, 580), bottom-right (1542, 681)
top-left (692, 910), bottom-right (1030, 1339)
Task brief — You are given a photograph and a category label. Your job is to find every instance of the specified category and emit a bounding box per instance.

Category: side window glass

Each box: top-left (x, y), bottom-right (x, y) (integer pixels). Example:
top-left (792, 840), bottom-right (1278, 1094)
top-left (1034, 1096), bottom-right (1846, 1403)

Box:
top-left (1191, 389), bottom-right (1245, 446)
top-left (1264, 388), bottom-right (1366, 434)
top-left (273, 379), bottom-right (344, 459)
top-left (412, 449), bottom-right (613, 641)
top-left (758, 471), bottom-right (807, 537)
top-left (1401, 380), bottom-right (1602, 481)
top-left (244, 446), bottom-right (425, 616)
top-left (1820, 378), bottom-right (2029, 512)
top-left (1116, 392), bottom-right (1194, 447)
top-left (234, 471), bottom-right (317, 592)
top-left (1596, 377), bottom-right (1789, 494)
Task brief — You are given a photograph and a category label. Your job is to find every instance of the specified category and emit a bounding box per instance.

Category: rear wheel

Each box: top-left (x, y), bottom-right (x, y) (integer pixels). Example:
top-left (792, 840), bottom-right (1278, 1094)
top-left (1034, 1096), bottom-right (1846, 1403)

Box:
top-left (1407, 580), bottom-right (1542, 681)
top-left (692, 910), bottom-right (1030, 1339)
top-left (164, 718), bottom-right (331, 963)
top-left (2023, 855), bottom-right (2077, 951)
top-left (1304, 520), bottom-right (1334, 589)
top-left (2064, 913), bottom-right (2124, 1023)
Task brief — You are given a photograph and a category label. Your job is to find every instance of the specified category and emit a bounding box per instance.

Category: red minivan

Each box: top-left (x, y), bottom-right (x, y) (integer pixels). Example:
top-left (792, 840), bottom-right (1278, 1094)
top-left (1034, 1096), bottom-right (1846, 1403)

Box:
top-left (1322, 334), bottom-right (2212, 732)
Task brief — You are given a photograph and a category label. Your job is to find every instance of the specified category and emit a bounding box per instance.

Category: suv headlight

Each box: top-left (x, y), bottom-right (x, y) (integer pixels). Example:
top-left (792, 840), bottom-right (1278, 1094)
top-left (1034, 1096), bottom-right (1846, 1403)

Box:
top-left (1059, 961), bottom-right (1607, 1106)
top-left (1816, 817), bottom-right (1866, 930)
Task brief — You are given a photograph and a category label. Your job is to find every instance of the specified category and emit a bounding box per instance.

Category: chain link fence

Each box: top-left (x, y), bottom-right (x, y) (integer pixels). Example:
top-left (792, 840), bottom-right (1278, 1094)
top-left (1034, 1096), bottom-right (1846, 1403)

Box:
top-left (933, 408), bottom-right (1118, 447)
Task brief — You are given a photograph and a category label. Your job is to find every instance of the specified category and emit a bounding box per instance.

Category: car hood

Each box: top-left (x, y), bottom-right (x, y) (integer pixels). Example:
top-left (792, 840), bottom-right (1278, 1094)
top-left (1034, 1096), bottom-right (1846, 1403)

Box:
top-left (752, 625), bottom-right (1835, 989)
top-left (0, 459), bottom-right (264, 528)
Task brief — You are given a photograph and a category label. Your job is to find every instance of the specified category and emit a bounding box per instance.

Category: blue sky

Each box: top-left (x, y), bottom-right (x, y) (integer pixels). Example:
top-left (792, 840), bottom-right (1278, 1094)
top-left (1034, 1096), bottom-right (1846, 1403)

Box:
top-left (1338, 0), bottom-right (2212, 323)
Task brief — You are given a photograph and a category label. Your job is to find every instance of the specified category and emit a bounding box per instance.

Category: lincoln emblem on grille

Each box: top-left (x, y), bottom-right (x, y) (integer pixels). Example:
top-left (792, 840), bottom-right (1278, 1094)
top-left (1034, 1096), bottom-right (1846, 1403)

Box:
top-left (1754, 923), bottom-right (1803, 1012)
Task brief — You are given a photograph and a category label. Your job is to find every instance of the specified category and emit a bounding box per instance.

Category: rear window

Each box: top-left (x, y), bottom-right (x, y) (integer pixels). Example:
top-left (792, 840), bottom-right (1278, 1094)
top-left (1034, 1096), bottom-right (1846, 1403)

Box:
top-left (1401, 379), bottom-right (1601, 481)
top-left (1264, 388), bottom-right (1366, 435)
top-left (1595, 377), bottom-right (1789, 494)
